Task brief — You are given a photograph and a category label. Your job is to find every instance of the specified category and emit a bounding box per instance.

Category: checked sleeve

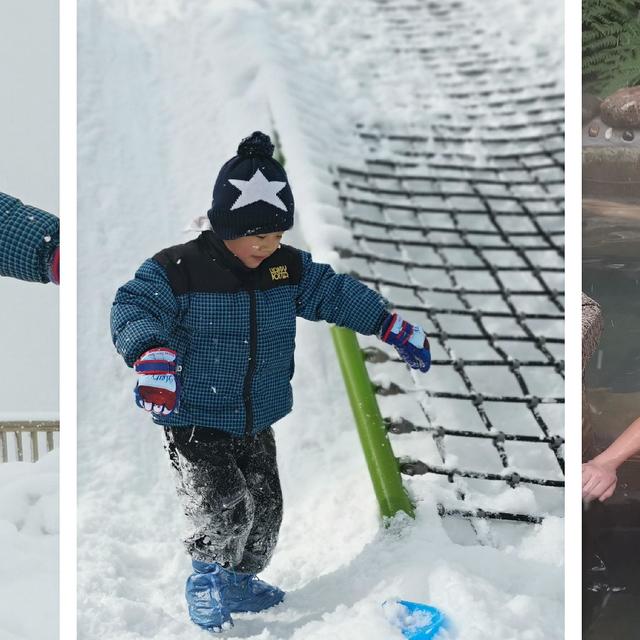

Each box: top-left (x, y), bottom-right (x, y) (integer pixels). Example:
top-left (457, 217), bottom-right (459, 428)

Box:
top-left (0, 192), bottom-right (59, 283)
top-left (295, 250), bottom-right (389, 335)
top-left (111, 258), bottom-right (180, 367)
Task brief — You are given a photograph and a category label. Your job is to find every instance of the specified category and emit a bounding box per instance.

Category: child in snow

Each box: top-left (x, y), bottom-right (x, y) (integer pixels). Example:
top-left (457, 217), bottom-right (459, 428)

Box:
top-left (111, 131), bottom-right (431, 632)
top-left (0, 192), bottom-right (60, 284)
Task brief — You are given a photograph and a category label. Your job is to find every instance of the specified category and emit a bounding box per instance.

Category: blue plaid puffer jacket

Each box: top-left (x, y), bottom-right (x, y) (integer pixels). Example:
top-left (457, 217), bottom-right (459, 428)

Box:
top-left (0, 192), bottom-right (60, 283)
top-left (111, 231), bottom-right (389, 436)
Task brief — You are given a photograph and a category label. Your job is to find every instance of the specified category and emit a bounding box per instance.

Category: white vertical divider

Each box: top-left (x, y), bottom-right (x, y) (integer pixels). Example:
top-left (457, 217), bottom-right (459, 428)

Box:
top-left (60, 0), bottom-right (78, 637)
top-left (564, 0), bottom-right (582, 638)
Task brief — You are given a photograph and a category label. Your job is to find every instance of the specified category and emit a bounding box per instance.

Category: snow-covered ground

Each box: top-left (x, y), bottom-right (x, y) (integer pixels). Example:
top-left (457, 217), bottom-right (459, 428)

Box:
top-left (0, 452), bottom-right (59, 640)
top-left (78, 1), bottom-right (563, 638)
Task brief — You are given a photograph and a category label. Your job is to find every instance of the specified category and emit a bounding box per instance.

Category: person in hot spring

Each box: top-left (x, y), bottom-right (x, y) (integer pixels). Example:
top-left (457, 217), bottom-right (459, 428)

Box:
top-left (583, 416), bottom-right (640, 502)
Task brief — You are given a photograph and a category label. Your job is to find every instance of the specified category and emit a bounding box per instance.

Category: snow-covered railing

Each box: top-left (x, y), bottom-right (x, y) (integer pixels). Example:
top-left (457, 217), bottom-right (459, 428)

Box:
top-left (0, 421), bottom-right (59, 463)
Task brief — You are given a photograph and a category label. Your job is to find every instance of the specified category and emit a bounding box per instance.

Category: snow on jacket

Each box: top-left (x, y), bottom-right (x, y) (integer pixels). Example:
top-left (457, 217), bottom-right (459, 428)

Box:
top-left (0, 192), bottom-right (60, 283)
top-left (111, 231), bottom-right (389, 437)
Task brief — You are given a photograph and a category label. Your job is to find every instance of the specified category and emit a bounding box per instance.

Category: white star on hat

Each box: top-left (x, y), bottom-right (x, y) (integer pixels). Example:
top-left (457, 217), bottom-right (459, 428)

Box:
top-left (229, 168), bottom-right (287, 212)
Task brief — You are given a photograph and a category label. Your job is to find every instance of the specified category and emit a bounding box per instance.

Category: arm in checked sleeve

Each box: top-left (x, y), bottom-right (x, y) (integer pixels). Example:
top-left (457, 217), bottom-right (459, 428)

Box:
top-left (111, 258), bottom-right (180, 367)
top-left (0, 192), bottom-right (59, 283)
top-left (294, 249), bottom-right (389, 335)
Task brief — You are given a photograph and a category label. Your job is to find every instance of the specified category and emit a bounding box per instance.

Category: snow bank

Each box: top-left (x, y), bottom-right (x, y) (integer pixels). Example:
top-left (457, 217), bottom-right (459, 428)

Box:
top-left (0, 452), bottom-right (59, 640)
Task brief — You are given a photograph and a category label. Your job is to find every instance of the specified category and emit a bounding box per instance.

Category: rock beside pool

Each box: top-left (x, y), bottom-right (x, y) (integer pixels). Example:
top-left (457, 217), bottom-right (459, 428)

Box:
top-left (601, 86), bottom-right (640, 128)
top-left (582, 293), bottom-right (603, 460)
top-left (582, 293), bottom-right (603, 375)
top-left (583, 94), bottom-right (601, 124)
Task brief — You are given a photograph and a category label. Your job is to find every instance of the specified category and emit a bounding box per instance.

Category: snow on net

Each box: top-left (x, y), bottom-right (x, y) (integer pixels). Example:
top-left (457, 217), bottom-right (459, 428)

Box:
top-left (333, 0), bottom-right (564, 547)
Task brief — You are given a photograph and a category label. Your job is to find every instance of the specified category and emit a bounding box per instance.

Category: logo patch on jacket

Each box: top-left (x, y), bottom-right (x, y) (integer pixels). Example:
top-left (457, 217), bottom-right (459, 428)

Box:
top-left (269, 265), bottom-right (289, 281)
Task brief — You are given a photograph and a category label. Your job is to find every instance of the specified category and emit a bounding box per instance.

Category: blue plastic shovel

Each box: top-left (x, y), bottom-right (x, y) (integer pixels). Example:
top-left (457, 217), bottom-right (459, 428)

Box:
top-left (384, 599), bottom-right (449, 640)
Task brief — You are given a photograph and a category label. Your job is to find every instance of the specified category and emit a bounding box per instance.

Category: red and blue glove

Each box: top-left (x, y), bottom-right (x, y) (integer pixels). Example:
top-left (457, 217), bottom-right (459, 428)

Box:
top-left (379, 313), bottom-right (431, 372)
top-left (133, 348), bottom-right (179, 415)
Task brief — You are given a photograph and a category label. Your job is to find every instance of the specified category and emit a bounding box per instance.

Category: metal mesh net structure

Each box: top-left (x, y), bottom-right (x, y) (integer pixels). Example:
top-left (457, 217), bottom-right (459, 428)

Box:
top-left (333, 0), bottom-right (564, 546)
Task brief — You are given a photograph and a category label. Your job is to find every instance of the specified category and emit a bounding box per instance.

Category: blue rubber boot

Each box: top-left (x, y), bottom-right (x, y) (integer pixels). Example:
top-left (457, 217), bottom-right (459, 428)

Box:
top-left (221, 570), bottom-right (285, 613)
top-left (185, 561), bottom-right (233, 632)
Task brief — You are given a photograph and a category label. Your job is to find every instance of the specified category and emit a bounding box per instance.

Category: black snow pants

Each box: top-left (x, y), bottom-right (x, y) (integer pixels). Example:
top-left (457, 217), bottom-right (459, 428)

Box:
top-left (164, 425), bottom-right (283, 574)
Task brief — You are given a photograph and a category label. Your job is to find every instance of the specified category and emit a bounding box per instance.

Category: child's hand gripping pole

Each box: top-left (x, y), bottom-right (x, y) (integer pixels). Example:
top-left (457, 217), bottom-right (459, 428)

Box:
top-left (133, 348), bottom-right (179, 415)
top-left (379, 313), bottom-right (431, 373)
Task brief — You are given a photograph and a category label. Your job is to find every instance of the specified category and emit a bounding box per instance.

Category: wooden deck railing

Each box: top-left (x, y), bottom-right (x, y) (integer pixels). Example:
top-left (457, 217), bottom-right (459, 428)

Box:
top-left (0, 421), bottom-right (59, 463)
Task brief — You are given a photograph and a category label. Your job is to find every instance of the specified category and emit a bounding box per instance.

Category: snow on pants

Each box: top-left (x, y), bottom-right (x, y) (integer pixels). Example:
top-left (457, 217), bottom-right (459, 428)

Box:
top-left (164, 425), bottom-right (283, 574)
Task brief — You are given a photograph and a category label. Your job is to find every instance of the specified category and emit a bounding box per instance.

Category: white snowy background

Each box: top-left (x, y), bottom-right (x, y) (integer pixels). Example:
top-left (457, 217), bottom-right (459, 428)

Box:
top-left (0, 1), bottom-right (59, 639)
top-left (78, 1), bottom-right (563, 639)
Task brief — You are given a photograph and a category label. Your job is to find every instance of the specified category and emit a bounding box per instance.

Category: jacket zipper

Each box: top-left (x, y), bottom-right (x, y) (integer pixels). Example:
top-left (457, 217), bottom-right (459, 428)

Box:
top-left (243, 290), bottom-right (258, 436)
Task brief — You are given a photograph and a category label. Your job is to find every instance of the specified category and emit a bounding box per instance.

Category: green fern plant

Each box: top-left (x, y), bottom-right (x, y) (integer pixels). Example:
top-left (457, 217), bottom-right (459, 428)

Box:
top-left (583, 0), bottom-right (640, 97)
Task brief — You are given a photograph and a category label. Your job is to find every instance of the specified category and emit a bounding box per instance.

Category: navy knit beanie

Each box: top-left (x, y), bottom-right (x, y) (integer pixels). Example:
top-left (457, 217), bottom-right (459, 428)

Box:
top-left (207, 131), bottom-right (295, 239)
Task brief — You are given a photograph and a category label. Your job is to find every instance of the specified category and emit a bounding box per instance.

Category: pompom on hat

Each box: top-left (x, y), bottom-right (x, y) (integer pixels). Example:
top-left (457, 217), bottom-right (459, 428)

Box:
top-left (207, 131), bottom-right (295, 239)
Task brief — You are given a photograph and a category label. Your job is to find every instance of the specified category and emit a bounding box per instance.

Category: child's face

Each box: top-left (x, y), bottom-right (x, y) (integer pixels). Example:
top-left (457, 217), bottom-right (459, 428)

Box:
top-left (224, 232), bottom-right (284, 269)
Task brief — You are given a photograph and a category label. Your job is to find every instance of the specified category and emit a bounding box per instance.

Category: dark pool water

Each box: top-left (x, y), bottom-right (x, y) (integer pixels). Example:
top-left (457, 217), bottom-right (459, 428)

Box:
top-left (583, 197), bottom-right (640, 638)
